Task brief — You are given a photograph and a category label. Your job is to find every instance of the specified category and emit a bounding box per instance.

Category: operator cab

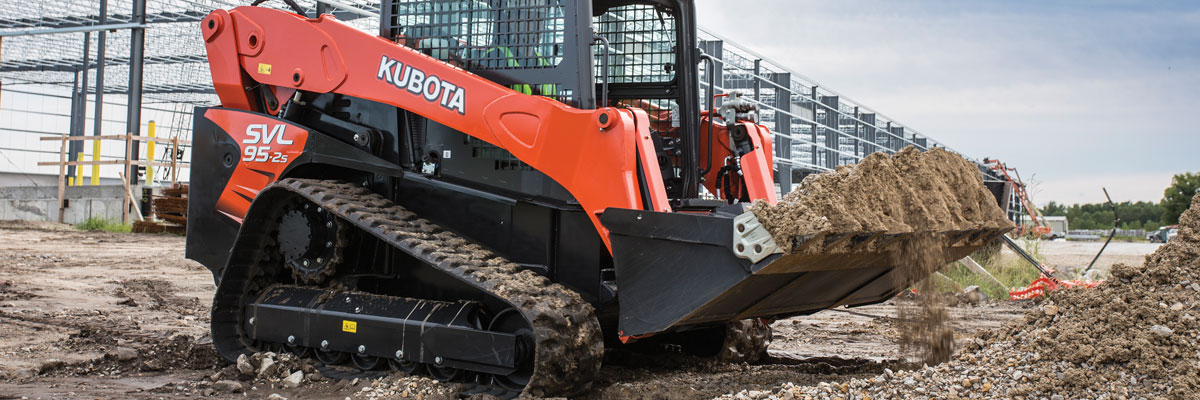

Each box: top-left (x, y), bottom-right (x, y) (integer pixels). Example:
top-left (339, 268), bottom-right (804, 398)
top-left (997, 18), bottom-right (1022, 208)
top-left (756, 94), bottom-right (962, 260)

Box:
top-left (382, 0), bottom-right (705, 199)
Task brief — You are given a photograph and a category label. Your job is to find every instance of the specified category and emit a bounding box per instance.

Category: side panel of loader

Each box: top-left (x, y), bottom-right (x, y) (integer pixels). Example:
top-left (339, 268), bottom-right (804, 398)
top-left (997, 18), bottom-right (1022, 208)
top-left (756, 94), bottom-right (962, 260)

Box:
top-left (187, 107), bottom-right (403, 279)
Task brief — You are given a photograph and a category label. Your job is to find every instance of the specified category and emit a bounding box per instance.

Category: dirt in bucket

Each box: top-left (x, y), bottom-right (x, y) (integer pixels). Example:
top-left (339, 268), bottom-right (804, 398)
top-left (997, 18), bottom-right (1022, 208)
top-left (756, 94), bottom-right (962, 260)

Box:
top-left (750, 146), bottom-right (1010, 251)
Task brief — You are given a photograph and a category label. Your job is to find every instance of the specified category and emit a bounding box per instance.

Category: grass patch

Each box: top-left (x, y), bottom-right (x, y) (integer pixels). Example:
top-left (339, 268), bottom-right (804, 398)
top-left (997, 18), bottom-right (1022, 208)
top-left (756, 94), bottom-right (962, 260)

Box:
top-left (930, 238), bottom-right (1045, 300)
top-left (76, 217), bottom-right (132, 233)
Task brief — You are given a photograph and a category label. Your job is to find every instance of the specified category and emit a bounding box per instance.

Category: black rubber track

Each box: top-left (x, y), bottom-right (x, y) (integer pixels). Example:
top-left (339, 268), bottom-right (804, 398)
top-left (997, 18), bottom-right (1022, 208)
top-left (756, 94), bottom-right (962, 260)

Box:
top-left (210, 178), bottom-right (604, 396)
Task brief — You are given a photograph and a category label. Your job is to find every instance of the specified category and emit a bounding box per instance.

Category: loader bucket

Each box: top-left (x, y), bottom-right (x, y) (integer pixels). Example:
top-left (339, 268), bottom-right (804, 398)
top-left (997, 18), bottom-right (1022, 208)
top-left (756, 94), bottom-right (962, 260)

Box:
top-left (601, 204), bottom-right (1010, 338)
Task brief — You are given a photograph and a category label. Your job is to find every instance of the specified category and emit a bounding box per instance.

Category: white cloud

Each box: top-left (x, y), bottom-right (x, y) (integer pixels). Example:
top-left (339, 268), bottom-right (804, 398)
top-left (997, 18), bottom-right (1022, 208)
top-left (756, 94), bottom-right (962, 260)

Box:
top-left (696, 0), bottom-right (1200, 204)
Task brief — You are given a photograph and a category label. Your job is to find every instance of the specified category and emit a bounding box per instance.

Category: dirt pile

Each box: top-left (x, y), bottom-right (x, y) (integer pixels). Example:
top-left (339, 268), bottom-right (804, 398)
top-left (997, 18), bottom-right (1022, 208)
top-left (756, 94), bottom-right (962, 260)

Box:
top-left (750, 147), bottom-right (1010, 252)
top-left (718, 192), bottom-right (1200, 400)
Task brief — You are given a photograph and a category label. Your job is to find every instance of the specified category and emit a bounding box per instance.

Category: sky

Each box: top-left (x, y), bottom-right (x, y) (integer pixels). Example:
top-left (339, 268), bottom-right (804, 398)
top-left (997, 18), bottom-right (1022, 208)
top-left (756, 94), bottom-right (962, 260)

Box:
top-left (694, 0), bottom-right (1200, 205)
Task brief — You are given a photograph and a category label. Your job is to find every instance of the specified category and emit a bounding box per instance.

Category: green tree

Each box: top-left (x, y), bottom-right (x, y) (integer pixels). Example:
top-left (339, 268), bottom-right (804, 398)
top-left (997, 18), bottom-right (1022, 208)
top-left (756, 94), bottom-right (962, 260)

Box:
top-left (1042, 201), bottom-right (1066, 216)
top-left (1036, 200), bottom-right (1163, 230)
top-left (1161, 172), bottom-right (1200, 225)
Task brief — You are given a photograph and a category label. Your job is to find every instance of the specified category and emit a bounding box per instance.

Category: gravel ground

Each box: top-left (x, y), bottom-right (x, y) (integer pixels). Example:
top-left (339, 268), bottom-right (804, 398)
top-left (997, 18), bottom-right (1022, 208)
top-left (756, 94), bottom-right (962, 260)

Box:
top-left (0, 219), bottom-right (1044, 400)
top-left (0, 216), bottom-right (1173, 400)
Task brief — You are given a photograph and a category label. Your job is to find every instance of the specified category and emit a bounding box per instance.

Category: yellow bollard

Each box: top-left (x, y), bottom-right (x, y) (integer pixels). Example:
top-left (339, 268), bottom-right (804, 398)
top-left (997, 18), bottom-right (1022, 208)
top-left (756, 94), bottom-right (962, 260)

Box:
top-left (147, 121), bottom-right (156, 185)
top-left (68, 176), bottom-right (74, 186)
top-left (91, 139), bottom-right (100, 186)
top-left (76, 152), bottom-right (85, 185)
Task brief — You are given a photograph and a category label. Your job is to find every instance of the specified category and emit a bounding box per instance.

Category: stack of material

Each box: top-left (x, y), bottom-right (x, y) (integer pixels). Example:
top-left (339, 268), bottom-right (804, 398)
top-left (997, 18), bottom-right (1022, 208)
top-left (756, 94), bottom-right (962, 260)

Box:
top-left (132, 184), bottom-right (188, 234)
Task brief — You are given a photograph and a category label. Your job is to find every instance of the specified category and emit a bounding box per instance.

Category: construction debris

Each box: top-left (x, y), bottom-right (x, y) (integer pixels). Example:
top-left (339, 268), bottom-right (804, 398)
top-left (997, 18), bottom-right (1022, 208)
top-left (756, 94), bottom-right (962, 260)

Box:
top-left (132, 184), bottom-right (188, 234)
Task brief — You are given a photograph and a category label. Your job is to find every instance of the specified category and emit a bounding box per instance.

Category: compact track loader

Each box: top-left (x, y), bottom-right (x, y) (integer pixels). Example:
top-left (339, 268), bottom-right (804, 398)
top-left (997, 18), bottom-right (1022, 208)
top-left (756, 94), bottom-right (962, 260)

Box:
top-left (187, 1), bottom-right (1009, 396)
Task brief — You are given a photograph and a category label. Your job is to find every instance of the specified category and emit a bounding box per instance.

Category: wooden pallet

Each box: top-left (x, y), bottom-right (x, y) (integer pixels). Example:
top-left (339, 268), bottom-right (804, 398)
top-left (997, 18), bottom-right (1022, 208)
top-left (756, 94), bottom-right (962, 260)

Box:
top-left (132, 184), bottom-right (188, 235)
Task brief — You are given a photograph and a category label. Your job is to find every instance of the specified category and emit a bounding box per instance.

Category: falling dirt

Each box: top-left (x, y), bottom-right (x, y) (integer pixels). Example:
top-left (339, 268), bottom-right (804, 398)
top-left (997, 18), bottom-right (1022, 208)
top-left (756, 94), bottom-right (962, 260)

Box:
top-left (751, 147), bottom-right (1011, 251)
top-left (890, 233), bottom-right (955, 366)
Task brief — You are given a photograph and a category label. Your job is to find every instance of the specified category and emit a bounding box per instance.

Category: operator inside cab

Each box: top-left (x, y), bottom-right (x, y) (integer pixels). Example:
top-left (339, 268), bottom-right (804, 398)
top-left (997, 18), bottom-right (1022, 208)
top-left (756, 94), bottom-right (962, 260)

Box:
top-left (402, 1), bottom-right (562, 99)
top-left (481, 1), bottom-right (558, 97)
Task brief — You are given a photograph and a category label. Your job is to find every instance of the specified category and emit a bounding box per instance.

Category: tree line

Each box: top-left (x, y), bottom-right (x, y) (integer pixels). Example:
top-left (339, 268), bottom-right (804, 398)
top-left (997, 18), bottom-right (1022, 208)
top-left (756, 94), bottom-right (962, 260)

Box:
top-left (1040, 172), bottom-right (1199, 231)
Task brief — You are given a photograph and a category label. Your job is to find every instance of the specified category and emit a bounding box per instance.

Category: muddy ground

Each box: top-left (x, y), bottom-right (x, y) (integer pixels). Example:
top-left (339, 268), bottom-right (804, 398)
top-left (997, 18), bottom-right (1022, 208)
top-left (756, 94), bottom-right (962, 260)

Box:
top-left (3, 220), bottom-right (1146, 400)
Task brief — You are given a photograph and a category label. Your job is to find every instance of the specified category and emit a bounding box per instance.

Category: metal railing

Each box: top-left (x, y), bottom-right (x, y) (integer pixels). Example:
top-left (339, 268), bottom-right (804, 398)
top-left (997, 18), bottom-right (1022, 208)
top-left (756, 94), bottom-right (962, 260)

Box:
top-left (695, 28), bottom-right (1000, 193)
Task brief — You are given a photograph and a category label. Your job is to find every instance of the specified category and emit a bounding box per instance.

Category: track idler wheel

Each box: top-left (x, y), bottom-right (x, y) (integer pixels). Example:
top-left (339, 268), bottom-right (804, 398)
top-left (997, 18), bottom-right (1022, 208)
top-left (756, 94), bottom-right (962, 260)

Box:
top-left (487, 308), bottom-right (534, 391)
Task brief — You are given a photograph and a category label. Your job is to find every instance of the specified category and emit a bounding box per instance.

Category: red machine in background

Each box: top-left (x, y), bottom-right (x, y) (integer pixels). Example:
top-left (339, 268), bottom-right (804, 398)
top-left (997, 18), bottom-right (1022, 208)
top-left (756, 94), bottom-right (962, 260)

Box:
top-left (985, 158), bottom-right (1052, 237)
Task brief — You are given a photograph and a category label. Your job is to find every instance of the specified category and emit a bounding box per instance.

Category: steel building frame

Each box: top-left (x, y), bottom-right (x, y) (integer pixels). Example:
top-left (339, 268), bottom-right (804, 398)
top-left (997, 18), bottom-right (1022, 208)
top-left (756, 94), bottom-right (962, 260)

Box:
top-left (0, 0), bottom-right (1014, 214)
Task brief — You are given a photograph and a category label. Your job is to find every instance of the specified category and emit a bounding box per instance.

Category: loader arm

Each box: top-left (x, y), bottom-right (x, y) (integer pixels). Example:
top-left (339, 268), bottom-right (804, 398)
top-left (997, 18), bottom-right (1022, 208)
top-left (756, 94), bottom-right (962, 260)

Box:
top-left (201, 6), bottom-right (670, 250)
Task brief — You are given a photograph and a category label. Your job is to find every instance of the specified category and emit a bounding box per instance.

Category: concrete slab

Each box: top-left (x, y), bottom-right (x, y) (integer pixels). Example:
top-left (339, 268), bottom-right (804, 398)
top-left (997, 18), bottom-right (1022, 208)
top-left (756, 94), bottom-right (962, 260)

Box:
top-left (0, 184), bottom-right (145, 224)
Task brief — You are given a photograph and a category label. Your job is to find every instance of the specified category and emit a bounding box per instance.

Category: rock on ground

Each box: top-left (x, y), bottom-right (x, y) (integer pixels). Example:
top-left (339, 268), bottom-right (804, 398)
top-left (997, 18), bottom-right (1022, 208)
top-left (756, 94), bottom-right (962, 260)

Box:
top-left (213, 380), bottom-right (244, 393)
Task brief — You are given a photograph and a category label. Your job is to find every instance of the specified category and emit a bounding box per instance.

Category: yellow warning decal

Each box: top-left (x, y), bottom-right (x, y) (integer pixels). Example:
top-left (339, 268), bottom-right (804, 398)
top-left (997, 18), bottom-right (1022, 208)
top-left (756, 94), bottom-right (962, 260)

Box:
top-left (342, 320), bottom-right (357, 333)
top-left (258, 63), bottom-right (272, 75)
